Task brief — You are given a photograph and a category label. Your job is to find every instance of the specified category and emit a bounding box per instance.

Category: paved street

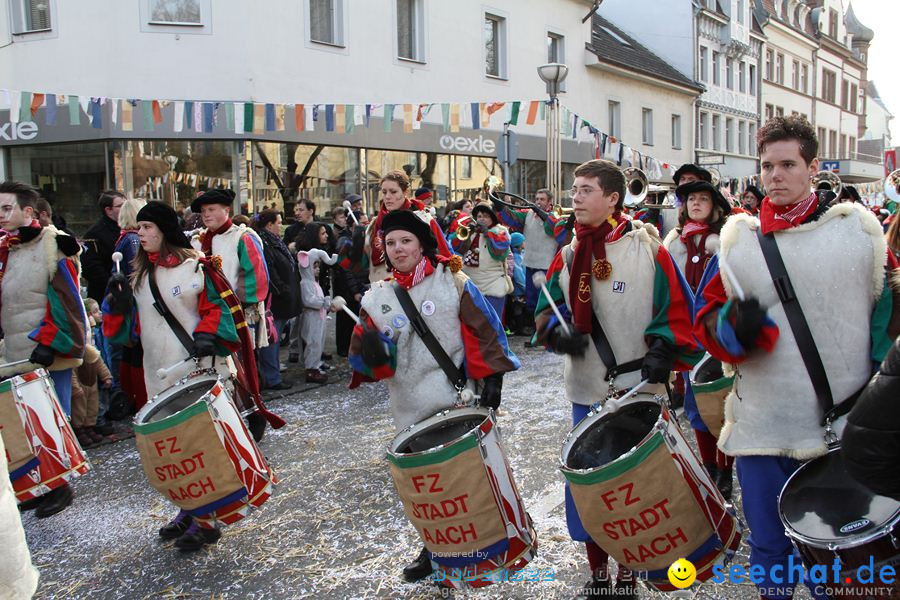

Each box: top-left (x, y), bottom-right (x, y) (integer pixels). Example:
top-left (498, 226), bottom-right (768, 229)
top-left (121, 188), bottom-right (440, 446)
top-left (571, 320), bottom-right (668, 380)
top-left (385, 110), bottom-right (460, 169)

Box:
top-left (22, 336), bottom-right (811, 600)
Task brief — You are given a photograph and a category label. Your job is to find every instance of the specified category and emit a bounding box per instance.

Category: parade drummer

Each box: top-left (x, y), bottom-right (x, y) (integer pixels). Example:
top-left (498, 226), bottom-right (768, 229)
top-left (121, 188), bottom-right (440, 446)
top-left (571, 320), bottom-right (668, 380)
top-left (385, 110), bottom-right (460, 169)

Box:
top-left (365, 170), bottom-right (451, 283)
top-left (534, 159), bottom-right (702, 599)
top-left (693, 115), bottom-right (897, 600)
top-left (348, 209), bottom-right (520, 584)
top-left (662, 179), bottom-right (735, 500)
top-left (103, 201), bottom-right (242, 552)
top-left (449, 202), bottom-right (513, 320)
top-left (0, 181), bottom-right (87, 519)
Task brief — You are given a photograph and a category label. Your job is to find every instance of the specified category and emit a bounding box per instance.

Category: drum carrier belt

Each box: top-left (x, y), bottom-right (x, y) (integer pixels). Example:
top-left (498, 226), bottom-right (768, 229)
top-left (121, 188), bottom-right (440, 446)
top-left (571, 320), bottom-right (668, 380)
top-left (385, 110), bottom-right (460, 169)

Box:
top-left (756, 229), bottom-right (861, 425)
top-left (393, 285), bottom-right (466, 390)
top-left (148, 265), bottom-right (195, 356)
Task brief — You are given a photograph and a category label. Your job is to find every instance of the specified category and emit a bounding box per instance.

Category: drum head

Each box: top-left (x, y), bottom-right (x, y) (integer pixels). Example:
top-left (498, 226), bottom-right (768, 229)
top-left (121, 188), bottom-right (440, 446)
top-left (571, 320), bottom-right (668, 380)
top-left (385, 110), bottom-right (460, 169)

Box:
top-left (565, 401), bottom-right (660, 470)
top-left (781, 450), bottom-right (900, 546)
top-left (394, 410), bottom-right (486, 454)
top-left (137, 379), bottom-right (215, 424)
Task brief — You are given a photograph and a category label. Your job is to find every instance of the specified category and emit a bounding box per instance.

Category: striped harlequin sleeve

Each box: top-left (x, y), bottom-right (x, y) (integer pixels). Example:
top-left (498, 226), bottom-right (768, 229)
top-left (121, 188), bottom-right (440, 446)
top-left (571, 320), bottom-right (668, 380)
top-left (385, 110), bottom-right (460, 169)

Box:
top-left (29, 257), bottom-right (87, 358)
top-left (533, 249), bottom-right (571, 347)
top-left (495, 206), bottom-right (526, 231)
top-left (458, 279), bottom-right (520, 379)
top-left (483, 226), bottom-right (510, 261)
top-left (348, 308), bottom-right (398, 387)
top-left (194, 274), bottom-right (241, 355)
top-left (644, 245), bottom-right (703, 371)
top-left (236, 231), bottom-right (270, 305)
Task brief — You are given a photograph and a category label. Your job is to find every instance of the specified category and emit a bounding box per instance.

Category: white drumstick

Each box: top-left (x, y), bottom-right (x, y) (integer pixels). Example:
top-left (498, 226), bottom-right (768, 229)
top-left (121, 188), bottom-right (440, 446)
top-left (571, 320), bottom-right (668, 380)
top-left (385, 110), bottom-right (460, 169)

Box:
top-left (331, 296), bottom-right (360, 324)
top-left (717, 255), bottom-right (746, 301)
top-left (112, 251), bottom-right (123, 274)
top-left (342, 201), bottom-right (360, 226)
top-left (156, 356), bottom-right (195, 380)
top-left (531, 272), bottom-right (571, 336)
top-left (0, 358), bottom-right (33, 370)
top-left (603, 379), bottom-right (650, 414)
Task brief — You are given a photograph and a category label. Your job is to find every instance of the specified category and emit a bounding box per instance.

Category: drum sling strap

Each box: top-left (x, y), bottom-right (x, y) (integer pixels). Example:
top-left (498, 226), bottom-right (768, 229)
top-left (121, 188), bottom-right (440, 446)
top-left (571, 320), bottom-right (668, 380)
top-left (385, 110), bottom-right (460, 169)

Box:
top-left (756, 229), bottom-right (860, 425)
top-left (393, 285), bottom-right (466, 390)
top-left (148, 265), bottom-right (195, 355)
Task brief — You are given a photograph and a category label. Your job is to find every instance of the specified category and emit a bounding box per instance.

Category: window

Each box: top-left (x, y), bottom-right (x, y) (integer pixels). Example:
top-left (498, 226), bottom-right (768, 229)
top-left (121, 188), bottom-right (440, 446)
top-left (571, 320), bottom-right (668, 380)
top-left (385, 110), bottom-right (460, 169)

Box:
top-left (749, 123), bottom-right (757, 156)
top-left (817, 127), bottom-right (828, 154)
top-left (310, 0), bottom-right (344, 46)
top-left (801, 64), bottom-right (809, 94)
top-left (642, 108), bottom-right (654, 145)
top-left (736, 0), bottom-right (745, 24)
top-left (775, 106), bottom-right (784, 117)
top-left (841, 80), bottom-right (849, 109)
top-left (484, 14), bottom-right (507, 78)
top-left (10, 0), bottom-right (52, 32)
top-left (829, 130), bottom-right (837, 157)
top-left (776, 53), bottom-right (784, 85)
top-left (712, 115), bottom-right (721, 151)
top-left (739, 61), bottom-right (746, 93)
top-left (461, 155), bottom-right (472, 179)
top-left (547, 32), bottom-right (564, 63)
top-left (726, 58), bottom-right (734, 90)
top-left (765, 49), bottom-right (773, 81)
top-left (822, 69), bottom-right (837, 103)
top-left (397, 0), bottom-right (424, 62)
top-left (699, 46), bottom-right (709, 83)
top-left (712, 51), bottom-right (721, 85)
top-left (608, 101), bottom-right (621, 138)
top-left (739, 121), bottom-right (747, 155)
top-left (749, 64), bottom-right (757, 95)
top-left (671, 114), bottom-right (682, 150)
top-left (849, 136), bottom-right (856, 159)
top-left (699, 112), bottom-right (709, 149)
top-left (840, 134), bottom-right (847, 158)
top-left (828, 8), bottom-right (838, 38)
top-left (850, 83), bottom-right (858, 113)
top-left (792, 60), bottom-right (799, 90)
top-left (149, 0), bottom-right (200, 24)
top-left (765, 104), bottom-right (773, 120)
top-left (726, 118), bottom-right (734, 153)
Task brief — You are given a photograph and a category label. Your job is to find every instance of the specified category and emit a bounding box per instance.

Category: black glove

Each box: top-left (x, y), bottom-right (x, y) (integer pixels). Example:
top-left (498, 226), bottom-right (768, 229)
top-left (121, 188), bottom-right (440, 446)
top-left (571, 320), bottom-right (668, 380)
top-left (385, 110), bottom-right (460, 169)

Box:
top-left (30, 343), bottom-right (55, 367)
top-left (479, 374), bottom-right (504, 410)
top-left (360, 328), bottom-right (390, 367)
top-left (547, 326), bottom-right (589, 357)
top-left (105, 272), bottom-right (133, 315)
top-left (532, 205), bottom-right (549, 223)
top-left (642, 337), bottom-right (675, 384)
top-left (733, 297), bottom-right (768, 351)
top-left (192, 332), bottom-right (217, 357)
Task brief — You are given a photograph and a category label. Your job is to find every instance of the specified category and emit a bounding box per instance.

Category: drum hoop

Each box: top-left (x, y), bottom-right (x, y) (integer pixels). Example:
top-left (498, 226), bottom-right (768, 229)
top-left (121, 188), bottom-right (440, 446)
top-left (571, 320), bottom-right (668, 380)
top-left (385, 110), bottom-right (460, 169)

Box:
top-left (559, 394), bottom-right (665, 474)
top-left (135, 370), bottom-right (223, 425)
top-left (388, 406), bottom-right (493, 458)
top-left (778, 447), bottom-right (900, 550)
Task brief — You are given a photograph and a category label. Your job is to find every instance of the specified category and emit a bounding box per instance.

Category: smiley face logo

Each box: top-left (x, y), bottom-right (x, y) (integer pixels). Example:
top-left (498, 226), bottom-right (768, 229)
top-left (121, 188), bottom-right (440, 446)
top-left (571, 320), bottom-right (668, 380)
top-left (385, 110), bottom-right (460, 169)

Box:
top-left (667, 558), bottom-right (696, 589)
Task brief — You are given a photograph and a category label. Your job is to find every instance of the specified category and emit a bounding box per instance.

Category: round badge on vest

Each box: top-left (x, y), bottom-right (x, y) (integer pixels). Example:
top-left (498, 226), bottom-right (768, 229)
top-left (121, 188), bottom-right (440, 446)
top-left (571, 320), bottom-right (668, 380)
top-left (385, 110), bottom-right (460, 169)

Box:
top-left (691, 256), bottom-right (700, 263)
top-left (421, 301), bottom-right (435, 316)
top-left (392, 315), bottom-right (408, 329)
top-left (382, 326), bottom-right (395, 338)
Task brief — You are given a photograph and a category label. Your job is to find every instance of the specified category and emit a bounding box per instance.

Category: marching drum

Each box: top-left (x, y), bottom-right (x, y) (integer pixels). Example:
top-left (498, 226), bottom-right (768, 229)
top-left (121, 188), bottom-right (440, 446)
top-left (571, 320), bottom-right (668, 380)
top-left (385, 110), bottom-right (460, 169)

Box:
top-left (780, 448), bottom-right (900, 600)
top-left (560, 393), bottom-right (742, 591)
top-left (689, 354), bottom-right (734, 439)
top-left (0, 369), bottom-right (90, 502)
top-left (134, 371), bottom-right (276, 526)
top-left (387, 407), bottom-right (537, 589)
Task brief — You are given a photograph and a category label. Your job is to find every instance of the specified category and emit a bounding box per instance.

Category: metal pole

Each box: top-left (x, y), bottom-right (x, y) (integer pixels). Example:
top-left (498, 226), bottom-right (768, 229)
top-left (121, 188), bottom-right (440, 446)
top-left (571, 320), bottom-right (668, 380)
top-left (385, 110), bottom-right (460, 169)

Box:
top-left (502, 121), bottom-right (511, 186)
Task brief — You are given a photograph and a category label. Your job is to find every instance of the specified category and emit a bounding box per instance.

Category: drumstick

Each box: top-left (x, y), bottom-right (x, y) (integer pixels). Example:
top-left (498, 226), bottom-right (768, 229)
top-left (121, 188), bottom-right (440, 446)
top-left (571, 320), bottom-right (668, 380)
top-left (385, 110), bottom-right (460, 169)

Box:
top-left (331, 296), bottom-right (360, 324)
top-left (156, 356), bottom-right (196, 380)
top-left (717, 255), bottom-right (746, 302)
top-left (112, 251), bottom-right (123, 274)
top-left (603, 379), bottom-right (650, 414)
top-left (0, 358), bottom-right (32, 371)
top-left (532, 272), bottom-right (571, 336)
top-left (342, 201), bottom-right (360, 226)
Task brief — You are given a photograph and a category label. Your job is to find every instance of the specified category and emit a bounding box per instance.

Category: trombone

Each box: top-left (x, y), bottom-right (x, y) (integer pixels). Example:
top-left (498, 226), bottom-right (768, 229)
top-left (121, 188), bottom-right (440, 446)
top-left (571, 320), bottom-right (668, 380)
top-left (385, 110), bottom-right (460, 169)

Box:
top-left (811, 170), bottom-right (842, 199)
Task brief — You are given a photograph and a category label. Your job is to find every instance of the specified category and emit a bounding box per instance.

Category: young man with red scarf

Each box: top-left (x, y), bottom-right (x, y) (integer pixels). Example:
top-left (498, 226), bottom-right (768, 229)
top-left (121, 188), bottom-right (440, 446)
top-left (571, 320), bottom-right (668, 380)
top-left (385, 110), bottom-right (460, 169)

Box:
top-left (534, 160), bottom-right (701, 599)
top-left (693, 115), bottom-right (897, 600)
top-left (0, 181), bottom-right (87, 518)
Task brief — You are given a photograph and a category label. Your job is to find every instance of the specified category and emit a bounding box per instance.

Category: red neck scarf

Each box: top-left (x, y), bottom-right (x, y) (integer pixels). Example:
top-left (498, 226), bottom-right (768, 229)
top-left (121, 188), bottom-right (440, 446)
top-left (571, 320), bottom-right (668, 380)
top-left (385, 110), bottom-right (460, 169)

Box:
top-left (680, 220), bottom-right (712, 290)
top-left (759, 193), bottom-right (818, 234)
top-left (0, 219), bottom-right (42, 286)
top-left (569, 212), bottom-right (625, 334)
top-left (371, 198), bottom-right (425, 266)
top-left (146, 251), bottom-right (183, 268)
top-left (199, 219), bottom-right (233, 255)
top-left (392, 256), bottom-right (434, 289)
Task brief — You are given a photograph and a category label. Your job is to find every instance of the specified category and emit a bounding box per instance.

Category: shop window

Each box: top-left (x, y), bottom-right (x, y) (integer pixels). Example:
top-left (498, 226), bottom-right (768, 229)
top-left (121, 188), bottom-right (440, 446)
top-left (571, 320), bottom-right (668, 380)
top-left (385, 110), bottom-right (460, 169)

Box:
top-left (140, 0), bottom-right (211, 34)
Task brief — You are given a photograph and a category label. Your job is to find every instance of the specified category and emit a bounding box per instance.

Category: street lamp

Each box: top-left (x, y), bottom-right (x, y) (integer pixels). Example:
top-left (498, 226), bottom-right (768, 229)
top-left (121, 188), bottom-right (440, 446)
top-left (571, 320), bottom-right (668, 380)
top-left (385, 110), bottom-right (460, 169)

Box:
top-left (537, 63), bottom-right (569, 204)
top-left (164, 154), bottom-right (178, 206)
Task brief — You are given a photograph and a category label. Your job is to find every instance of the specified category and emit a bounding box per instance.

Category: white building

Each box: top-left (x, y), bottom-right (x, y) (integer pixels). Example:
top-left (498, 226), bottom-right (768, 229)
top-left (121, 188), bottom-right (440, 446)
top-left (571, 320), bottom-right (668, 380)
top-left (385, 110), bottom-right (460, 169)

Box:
top-left (0, 0), bottom-right (700, 233)
top-left (859, 81), bottom-right (893, 166)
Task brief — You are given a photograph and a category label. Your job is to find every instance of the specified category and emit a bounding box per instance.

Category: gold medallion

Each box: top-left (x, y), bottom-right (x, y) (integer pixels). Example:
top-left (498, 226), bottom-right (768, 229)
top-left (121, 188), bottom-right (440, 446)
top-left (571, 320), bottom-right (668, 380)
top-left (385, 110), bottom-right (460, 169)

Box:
top-left (592, 258), bottom-right (612, 281)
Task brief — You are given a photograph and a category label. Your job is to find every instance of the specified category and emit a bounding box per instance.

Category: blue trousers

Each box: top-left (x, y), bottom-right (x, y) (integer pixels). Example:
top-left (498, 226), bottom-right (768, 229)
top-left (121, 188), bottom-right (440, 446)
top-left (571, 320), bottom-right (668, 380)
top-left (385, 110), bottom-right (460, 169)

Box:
top-left (566, 402), bottom-right (593, 542)
top-left (258, 318), bottom-right (285, 387)
top-left (49, 368), bottom-right (73, 417)
top-left (736, 455), bottom-right (829, 600)
top-left (524, 267), bottom-right (546, 313)
top-left (484, 295), bottom-right (505, 323)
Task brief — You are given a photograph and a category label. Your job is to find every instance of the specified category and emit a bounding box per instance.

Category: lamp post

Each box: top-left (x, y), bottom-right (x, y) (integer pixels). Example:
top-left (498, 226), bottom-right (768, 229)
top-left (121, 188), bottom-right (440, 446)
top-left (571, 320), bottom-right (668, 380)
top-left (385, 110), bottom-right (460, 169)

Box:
top-left (537, 63), bottom-right (569, 204)
top-left (164, 154), bottom-right (178, 206)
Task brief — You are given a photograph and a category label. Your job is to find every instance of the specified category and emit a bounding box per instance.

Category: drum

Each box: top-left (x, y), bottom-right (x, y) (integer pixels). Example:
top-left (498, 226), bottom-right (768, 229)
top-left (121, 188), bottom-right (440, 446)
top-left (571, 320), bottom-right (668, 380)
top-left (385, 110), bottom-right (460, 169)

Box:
top-left (134, 371), bottom-right (276, 526)
top-left (560, 393), bottom-right (742, 592)
top-left (689, 354), bottom-right (734, 439)
top-left (0, 369), bottom-right (90, 502)
top-left (780, 448), bottom-right (900, 600)
top-left (387, 407), bottom-right (537, 589)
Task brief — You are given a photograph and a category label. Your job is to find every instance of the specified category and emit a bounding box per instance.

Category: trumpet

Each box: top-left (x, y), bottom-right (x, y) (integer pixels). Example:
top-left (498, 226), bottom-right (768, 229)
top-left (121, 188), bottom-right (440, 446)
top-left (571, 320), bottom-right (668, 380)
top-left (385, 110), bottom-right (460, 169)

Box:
top-left (622, 167), bottom-right (650, 208)
top-left (454, 215), bottom-right (477, 241)
top-left (811, 170), bottom-right (842, 199)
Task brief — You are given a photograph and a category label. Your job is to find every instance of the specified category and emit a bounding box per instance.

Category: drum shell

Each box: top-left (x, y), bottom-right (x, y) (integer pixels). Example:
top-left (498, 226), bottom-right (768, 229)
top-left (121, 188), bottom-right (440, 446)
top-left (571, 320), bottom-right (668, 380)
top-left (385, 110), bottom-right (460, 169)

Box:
top-left (560, 394), bottom-right (742, 591)
top-left (134, 373), bottom-right (275, 525)
top-left (0, 369), bottom-right (90, 502)
top-left (387, 407), bottom-right (536, 589)
top-left (689, 355), bottom-right (733, 439)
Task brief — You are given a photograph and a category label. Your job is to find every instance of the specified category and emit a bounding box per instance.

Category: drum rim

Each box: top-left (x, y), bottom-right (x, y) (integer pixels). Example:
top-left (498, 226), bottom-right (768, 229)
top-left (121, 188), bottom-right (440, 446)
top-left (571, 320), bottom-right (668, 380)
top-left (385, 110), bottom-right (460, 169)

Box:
top-left (134, 371), bottom-right (223, 425)
top-left (387, 405), bottom-right (493, 458)
top-left (688, 353), bottom-right (733, 389)
top-left (0, 368), bottom-right (51, 393)
top-left (559, 394), bottom-right (664, 474)
top-left (778, 447), bottom-right (900, 550)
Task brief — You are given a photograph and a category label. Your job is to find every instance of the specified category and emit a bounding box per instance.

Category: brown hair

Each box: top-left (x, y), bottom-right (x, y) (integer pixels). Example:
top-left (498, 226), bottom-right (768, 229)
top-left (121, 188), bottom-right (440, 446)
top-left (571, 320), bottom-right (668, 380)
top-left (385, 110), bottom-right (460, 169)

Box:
top-left (380, 169), bottom-right (410, 192)
top-left (0, 181), bottom-right (40, 209)
top-left (887, 217), bottom-right (900, 259)
top-left (254, 209), bottom-right (281, 231)
top-left (676, 192), bottom-right (728, 233)
top-left (573, 160), bottom-right (626, 210)
top-left (130, 240), bottom-right (199, 289)
top-left (757, 115), bottom-right (818, 164)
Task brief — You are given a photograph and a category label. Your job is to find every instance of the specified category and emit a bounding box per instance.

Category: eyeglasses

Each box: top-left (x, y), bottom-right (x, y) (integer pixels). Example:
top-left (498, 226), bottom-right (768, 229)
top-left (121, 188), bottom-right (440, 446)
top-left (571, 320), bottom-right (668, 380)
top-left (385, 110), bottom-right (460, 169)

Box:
top-left (567, 187), bottom-right (602, 199)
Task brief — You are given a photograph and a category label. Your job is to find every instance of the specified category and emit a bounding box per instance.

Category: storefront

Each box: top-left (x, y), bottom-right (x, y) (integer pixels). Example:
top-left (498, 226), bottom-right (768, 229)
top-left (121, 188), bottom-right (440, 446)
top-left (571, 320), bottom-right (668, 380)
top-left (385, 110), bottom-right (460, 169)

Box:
top-left (1, 102), bottom-right (595, 235)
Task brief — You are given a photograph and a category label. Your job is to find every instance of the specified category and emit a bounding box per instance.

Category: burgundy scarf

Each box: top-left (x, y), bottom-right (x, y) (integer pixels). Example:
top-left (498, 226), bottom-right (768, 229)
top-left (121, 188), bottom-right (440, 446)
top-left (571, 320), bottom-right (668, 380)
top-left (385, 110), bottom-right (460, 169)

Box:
top-left (569, 213), bottom-right (624, 334)
top-left (680, 220), bottom-right (712, 290)
top-left (199, 219), bottom-right (233, 255)
top-left (0, 219), bottom-right (42, 286)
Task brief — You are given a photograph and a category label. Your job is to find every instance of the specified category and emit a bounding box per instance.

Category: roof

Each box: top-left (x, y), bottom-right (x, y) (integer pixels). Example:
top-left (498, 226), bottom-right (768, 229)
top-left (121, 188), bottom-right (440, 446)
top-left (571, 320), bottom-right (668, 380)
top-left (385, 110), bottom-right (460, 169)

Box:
top-left (757, 0), bottom-right (816, 37)
top-left (587, 14), bottom-right (703, 92)
top-left (844, 2), bottom-right (873, 43)
top-left (867, 81), bottom-right (892, 115)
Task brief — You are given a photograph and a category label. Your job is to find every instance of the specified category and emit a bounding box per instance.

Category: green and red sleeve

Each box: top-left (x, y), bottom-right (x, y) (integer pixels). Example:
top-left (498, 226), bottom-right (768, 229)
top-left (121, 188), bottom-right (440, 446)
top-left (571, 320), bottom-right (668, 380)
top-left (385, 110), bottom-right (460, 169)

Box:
top-left (29, 257), bottom-right (87, 358)
top-left (348, 308), bottom-right (398, 387)
top-left (495, 206), bottom-right (526, 231)
top-left (194, 275), bottom-right (240, 355)
top-left (483, 226), bottom-right (511, 261)
top-left (236, 231), bottom-right (270, 305)
top-left (458, 279), bottom-right (520, 379)
top-left (533, 250), bottom-right (570, 346)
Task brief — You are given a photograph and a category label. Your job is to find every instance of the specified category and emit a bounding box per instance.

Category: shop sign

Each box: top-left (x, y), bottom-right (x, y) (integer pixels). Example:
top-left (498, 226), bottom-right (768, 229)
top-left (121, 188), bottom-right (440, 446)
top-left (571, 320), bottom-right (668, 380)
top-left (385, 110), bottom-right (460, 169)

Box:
top-left (439, 134), bottom-right (496, 154)
top-left (0, 121), bottom-right (39, 142)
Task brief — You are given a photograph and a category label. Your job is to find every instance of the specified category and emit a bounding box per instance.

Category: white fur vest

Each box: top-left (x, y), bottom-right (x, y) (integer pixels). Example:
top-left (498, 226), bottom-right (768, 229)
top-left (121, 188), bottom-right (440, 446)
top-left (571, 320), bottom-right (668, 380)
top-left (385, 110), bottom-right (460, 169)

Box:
top-left (558, 222), bottom-right (666, 405)
top-left (361, 265), bottom-right (468, 431)
top-left (0, 226), bottom-right (83, 376)
top-left (462, 226), bottom-right (513, 298)
top-left (523, 211), bottom-right (558, 270)
top-left (717, 204), bottom-right (886, 459)
top-left (133, 258), bottom-right (231, 400)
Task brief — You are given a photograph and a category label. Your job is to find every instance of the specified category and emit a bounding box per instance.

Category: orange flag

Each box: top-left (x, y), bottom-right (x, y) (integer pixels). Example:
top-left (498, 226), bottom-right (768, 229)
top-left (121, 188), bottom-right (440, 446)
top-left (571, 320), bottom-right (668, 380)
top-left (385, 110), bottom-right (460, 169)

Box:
top-left (526, 101), bottom-right (539, 125)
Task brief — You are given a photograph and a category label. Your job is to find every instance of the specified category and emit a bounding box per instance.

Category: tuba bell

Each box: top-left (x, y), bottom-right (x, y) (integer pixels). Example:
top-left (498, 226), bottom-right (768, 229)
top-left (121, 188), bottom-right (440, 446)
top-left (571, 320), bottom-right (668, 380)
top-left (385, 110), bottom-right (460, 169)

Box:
top-left (622, 167), bottom-right (649, 208)
top-left (483, 175), bottom-right (504, 197)
top-left (454, 215), bottom-right (476, 241)
top-left (811, 170), bottom-right (842, 199)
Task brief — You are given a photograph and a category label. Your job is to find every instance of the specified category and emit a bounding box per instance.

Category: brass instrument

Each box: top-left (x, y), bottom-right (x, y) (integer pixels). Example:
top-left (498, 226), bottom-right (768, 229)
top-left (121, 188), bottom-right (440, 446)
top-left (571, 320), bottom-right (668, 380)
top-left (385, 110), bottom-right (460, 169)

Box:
top-left (454, 215), bottom-right (476, 241)
top-left (811, 170), bottom-right (842, 199)
top-left (483, 175), bottom-right (504, 197)
top-left (708, 167), bottom-right (722, 188)
top-left (622, 167), bottom-right (650, 208)
top-left (883, 168), bottom-right (900, 204)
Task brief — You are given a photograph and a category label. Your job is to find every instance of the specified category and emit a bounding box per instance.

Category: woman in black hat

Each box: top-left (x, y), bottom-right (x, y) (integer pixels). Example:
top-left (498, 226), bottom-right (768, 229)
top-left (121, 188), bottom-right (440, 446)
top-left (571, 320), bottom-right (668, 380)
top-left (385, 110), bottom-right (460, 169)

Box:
top-left (741, 185), bottom-right (765, 215)
top-left (103, 201), bottom-right (242, 552)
